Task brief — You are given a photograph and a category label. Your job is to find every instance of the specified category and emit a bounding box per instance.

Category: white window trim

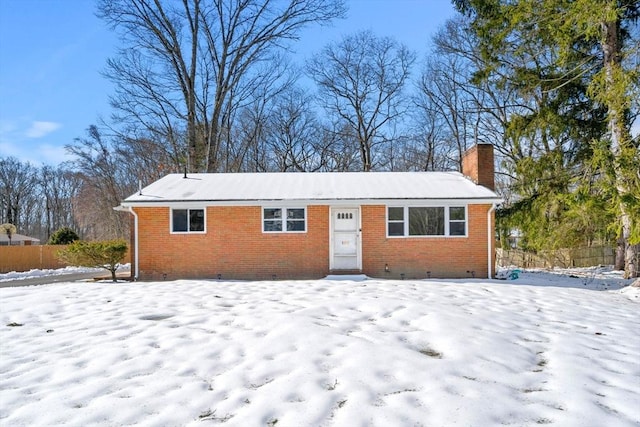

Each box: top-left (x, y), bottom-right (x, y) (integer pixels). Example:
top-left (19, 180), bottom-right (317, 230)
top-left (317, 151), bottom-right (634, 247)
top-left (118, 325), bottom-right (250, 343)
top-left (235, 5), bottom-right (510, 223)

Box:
top-left (386, 205), bottom-right (468, 238)
top-left (170, 207), bottom-right (207, 234)
top-left (262, 207), bottom-right (307, 234)
top-left (448, 206), bottom-right (467, 236)
top-left (387, 207), bottom-right (405, 237)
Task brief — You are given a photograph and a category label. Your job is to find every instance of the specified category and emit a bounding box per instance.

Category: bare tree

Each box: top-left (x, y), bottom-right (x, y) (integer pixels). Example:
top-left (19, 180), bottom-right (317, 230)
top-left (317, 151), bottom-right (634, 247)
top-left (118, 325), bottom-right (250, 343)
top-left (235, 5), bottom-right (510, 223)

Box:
top-left (114, 133), bottom-right (179, 184)
top-left (66, 126), bottom-right (134, 240)
top-left (223, 54), bottom-right (296, 172)
top-left (98, 0), bottom-right (346, 173)
top-left (40, 166), bottom-right (82, 241)
top-left (398, 109), bottom-right (448, 172)
top-left (0, 157), bottom-right (86, 242)
top-left (0, 157), bottom-right (38, 234)
top-left (263, 86), bottom-right (325, 171)
top-left (306, 30), bottom-right (416, 171)
top-left (416, 54), bottom-right (478, 170)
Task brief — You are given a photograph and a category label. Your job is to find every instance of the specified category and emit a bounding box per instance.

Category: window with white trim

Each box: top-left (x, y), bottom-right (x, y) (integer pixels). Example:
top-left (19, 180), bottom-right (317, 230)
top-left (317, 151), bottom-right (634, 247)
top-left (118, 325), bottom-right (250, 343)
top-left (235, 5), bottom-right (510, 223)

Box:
top-left (387, 206), bottom-right (466, 237)
top-left (263, 207), bottom-right (306, 232)
top-left (387, 207), bottom-right (405, 236)
top-left (171, 208), bottom-right (205, 233)
top-left (448, 206), bottom-right (466, 236)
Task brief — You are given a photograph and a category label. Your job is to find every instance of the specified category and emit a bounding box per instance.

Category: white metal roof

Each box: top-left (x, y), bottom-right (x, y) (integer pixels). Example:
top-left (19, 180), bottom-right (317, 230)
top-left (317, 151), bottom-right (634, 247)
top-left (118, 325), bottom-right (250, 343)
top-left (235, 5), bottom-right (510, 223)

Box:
top-left (120, 172), bottom-right (501, 206)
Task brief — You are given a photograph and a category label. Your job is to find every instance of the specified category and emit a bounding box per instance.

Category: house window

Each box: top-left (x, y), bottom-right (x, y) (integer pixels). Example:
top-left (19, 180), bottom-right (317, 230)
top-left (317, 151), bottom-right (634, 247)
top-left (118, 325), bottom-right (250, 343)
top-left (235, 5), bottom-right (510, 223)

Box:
top-left (387, 206), bottom-right (466, 237)
top-left (388, 207), bottom-right (404, 236)
top-left (409, 207), bottom-right (444, 236)
top-left (449, 207), bottom-right (466, 236)
top-left (171, 208), bottom-right (205, 233)
top-left (263, 208), bottom-right (306, 233)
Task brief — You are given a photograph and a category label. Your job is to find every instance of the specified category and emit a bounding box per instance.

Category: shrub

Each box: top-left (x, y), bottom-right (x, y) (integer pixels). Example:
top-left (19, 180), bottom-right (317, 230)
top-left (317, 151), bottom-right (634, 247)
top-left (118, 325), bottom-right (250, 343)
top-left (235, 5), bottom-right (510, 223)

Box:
top-left (58, 239), bottom-right (128, 282)
top-left (48, 227), bottom-right (79, 245)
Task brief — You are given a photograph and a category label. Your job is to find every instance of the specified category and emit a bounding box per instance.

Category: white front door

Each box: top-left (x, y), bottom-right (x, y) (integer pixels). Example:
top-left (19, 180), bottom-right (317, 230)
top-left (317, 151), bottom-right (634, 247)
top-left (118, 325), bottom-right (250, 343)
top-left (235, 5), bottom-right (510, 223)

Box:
top-left (330, 207), bottom-right (361, 270)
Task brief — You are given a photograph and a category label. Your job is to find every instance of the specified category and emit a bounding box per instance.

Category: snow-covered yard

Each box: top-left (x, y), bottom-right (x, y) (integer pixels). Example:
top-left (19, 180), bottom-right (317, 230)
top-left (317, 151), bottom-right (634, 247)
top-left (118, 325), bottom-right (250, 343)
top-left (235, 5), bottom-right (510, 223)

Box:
top-left (1, 269), bottom-right (638, 426)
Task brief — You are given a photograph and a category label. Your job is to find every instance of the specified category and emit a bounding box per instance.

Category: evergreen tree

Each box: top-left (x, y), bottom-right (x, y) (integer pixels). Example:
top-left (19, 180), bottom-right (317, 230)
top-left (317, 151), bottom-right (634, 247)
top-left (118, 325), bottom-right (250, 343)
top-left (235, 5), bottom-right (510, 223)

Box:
top-left (48, 227), bottom-right (80, 245)
top-left (57, 239), bottom-right (128, 282)
top-left (455, 0), bottom-right (640, 277)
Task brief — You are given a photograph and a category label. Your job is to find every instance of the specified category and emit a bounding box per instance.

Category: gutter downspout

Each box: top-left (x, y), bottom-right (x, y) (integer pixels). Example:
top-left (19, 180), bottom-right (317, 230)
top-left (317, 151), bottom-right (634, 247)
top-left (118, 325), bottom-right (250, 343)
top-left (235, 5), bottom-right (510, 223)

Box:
top-left (487, 203), bottom-right (496, 279)
top-left (128, 206), bottom-right (139, 281)
top-left (113, 205), bottom-right (139, 280)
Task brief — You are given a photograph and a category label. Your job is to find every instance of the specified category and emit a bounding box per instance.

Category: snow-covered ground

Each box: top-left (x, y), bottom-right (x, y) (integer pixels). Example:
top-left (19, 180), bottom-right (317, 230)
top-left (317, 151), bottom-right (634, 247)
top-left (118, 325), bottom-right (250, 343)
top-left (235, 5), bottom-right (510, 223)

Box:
top-left (1, 268), bottom-right (638, 426)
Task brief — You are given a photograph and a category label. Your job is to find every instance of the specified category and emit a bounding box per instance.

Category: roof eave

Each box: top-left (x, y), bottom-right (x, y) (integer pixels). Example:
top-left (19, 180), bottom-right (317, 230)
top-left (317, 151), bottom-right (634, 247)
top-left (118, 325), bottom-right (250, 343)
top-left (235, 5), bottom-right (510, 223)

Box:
top-left (118, 196), bottom-right (503, 208)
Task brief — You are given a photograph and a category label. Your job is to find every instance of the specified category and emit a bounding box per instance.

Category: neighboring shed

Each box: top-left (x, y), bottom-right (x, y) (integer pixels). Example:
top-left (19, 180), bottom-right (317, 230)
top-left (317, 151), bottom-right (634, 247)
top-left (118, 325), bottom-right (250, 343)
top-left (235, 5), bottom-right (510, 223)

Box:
top-left (116, 144), bottom-right (501, 280)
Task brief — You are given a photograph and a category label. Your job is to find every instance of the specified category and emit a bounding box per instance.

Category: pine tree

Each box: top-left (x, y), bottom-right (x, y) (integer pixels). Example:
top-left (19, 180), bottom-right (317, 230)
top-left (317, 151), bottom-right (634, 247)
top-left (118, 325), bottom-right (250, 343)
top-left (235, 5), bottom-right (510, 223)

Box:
top-left (455, 0), bottom-right (639, 277)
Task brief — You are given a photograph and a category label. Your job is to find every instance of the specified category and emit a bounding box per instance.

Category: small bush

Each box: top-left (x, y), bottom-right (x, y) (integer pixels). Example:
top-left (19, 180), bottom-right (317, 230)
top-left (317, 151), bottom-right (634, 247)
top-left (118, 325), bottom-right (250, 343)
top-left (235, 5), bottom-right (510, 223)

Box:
top-left (48, 227), bottom-right (80, 245)
top-left (58, 239), bottom-right (128, 282)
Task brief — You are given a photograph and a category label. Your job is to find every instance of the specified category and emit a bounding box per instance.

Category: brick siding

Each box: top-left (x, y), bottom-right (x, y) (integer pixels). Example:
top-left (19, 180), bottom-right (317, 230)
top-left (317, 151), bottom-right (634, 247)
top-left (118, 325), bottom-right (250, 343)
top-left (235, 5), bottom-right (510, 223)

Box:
top-left (462, 144), bottom-right (495, 191)
top-left (361, 205), bottom-right (494, 279)
top-left (133, 203), bottom-right (495, 280)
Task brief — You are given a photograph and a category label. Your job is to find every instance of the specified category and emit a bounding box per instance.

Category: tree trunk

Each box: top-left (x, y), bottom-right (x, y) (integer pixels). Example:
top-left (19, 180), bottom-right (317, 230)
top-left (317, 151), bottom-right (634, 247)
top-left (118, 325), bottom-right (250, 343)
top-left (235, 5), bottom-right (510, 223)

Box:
top-left (602, 18), bottom-right (638, 277)
top-left (626, 243), bottom-right (639, 278)
top-left (615, 236), bottom-right (625, 271)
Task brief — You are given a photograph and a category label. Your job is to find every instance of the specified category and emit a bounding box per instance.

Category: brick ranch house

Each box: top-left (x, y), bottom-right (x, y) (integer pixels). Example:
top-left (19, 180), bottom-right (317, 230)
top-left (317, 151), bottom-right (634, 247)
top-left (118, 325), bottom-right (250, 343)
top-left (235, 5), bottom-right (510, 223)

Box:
top-left (115, 144), bottom-right (501, 281)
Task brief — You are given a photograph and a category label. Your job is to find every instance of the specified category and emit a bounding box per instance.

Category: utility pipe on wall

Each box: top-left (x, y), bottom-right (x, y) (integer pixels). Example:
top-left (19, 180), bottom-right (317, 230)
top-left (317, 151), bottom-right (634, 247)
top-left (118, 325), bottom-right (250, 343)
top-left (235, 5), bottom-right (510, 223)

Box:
top-left (113, 205), bottom-right (139, 280)
top-left (487, 203), bottom-right (496, 279)
top-left (126, 206), bottom-right (139, 280)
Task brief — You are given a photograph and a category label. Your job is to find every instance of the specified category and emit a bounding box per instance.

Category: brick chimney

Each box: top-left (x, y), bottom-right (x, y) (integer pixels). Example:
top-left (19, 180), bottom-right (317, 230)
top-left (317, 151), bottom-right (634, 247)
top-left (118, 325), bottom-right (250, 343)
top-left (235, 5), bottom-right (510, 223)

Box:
top-left (462, 144), bottom-right (495, 191)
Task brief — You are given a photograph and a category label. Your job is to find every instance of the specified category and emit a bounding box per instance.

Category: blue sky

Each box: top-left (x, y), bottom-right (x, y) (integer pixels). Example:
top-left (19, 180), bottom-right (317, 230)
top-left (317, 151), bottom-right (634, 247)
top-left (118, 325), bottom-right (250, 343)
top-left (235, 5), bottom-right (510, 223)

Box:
top-left (0, 0), bottom-right (457, 166)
